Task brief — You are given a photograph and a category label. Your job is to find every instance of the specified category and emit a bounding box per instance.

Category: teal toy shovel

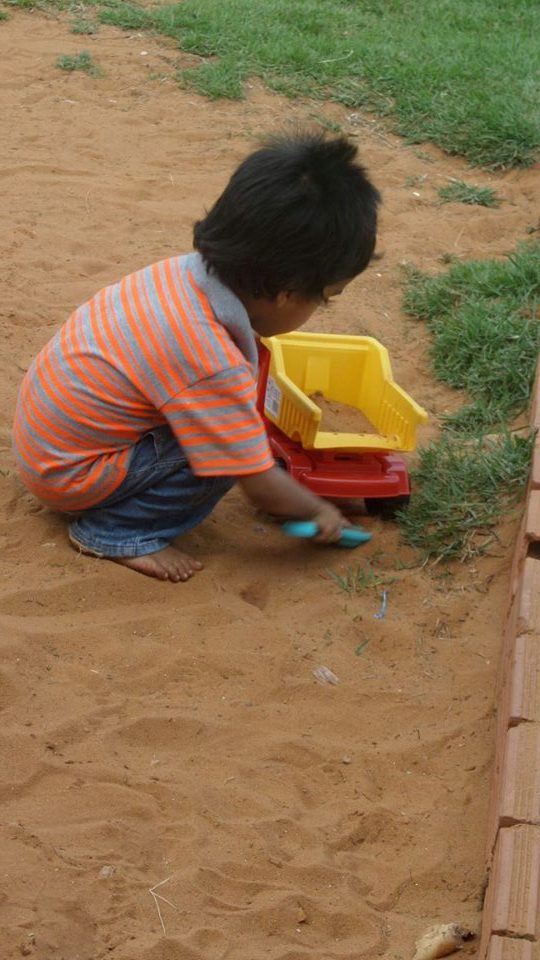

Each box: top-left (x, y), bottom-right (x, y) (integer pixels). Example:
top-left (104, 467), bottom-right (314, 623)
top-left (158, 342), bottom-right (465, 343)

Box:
top-left (283, 521), bottom-right (372, 548)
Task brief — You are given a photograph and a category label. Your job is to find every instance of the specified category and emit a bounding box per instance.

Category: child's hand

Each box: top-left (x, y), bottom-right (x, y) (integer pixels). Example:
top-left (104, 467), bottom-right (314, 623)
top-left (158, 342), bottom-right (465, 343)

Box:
top-left (311, 500), bottom-right (346, 543)
top-left (239, 464), bottom-right (346, 540)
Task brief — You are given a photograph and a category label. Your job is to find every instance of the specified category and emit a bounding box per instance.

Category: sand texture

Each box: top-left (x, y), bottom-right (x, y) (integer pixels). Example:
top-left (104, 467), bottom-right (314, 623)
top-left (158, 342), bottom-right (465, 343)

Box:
top-left (310, 393), bottom-right (378, 435)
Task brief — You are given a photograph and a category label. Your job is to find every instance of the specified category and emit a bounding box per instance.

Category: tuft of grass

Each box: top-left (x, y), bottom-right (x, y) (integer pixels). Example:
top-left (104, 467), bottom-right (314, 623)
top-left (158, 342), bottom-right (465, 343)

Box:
top-left (309, 113), bottom-right (343, 134)
top-left (437, 179), bottom-right (500, 208)
top-left (326, 563), bottom-right (394, 595)
top-left (404, 174), bottom-right (427, 189)
top-left (92, 0), bottom-right (539, 169)
top-left (71, 18), bottom-right (99, 34)
top-left (2, 0), bottom-right (66, 7)
top-left (398, 433), bottom-right (534, 562)
top-left (2, 0), bottom-right (104, 12)
top-left (403, 242), bottom-right (540, 433)
top-left (56, 50), bottom-right (102, 76)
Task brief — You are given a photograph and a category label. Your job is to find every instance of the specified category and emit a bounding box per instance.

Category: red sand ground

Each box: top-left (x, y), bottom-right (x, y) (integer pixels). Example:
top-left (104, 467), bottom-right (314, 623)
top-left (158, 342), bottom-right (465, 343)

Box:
top-left (0, 9), bottom-right (538, 959)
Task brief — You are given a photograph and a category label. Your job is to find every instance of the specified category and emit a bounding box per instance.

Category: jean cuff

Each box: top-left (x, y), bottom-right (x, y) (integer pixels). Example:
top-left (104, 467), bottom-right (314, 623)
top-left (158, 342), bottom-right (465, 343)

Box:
top-left (68, 528), bottom-right (169, 559)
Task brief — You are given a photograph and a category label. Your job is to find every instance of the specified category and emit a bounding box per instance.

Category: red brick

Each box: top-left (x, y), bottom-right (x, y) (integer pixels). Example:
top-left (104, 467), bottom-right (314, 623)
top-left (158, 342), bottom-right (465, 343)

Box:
top-left (486, 674), bottom-right (514, 861)
top-left (486, 716), bottom-right (540, 861)
top-left (532, 440), bottom-right (540, 491)
top-left (525, 490), bottom-right (540, 542)
top-left (482, 825), bottom-right (540, 941)
top-left (509, 635), bottom-right (540, 724)
top-left (495, 578), bottom-right (521, 696)
top-left (531, 361), bottom-right (540, 489)
top-left (517, 558), bottom-right (540, 634)
top-left (486, 935), bottom-right (534, 960)
top-left (510, 510), bottom-right (528, 597)
top-left (486, 763), bottom-right (503, 863)
top-left (497, 592), bottom-right (520, 694)
top-left (529, 362), bottom-right (540, 429)
top-left (499, 723), bottom-right (540, 825)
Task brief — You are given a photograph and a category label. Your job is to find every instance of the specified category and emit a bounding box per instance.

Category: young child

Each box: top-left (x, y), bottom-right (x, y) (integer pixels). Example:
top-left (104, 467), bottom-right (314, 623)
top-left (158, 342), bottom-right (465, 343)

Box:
top-left (13, 132), bottom-right (380, 582)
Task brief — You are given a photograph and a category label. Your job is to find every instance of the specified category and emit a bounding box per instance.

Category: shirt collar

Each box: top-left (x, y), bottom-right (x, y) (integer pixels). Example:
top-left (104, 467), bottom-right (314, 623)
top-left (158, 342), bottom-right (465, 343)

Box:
top-left (185, 252), bottom-right (258, 370)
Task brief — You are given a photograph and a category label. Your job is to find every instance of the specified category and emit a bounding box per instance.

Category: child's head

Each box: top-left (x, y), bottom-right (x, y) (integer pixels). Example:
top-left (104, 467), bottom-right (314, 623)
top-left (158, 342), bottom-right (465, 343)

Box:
top-left (193, 131), bottom-right (381, 335)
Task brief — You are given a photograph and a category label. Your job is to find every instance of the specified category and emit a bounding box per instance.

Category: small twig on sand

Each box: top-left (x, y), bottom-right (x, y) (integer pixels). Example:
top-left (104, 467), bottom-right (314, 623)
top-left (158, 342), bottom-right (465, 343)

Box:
top-left (149, 876), bottom-right (177, 935)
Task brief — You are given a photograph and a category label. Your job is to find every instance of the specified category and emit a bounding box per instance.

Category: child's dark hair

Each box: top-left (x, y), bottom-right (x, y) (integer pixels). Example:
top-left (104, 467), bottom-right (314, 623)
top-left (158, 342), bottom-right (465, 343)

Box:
top-left (193, 131), bottom-right (381, 300)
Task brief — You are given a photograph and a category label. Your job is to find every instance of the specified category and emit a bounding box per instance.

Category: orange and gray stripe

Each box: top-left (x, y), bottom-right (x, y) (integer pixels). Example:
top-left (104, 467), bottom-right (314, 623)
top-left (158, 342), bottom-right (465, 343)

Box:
top-left (13, 254), bottom-right (273, 511)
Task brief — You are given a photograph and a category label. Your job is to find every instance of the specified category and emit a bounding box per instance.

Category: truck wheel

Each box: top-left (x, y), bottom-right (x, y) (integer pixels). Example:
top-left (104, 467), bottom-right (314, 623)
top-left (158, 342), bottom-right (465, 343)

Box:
top-left (364, 494), bottom-right (410, 520)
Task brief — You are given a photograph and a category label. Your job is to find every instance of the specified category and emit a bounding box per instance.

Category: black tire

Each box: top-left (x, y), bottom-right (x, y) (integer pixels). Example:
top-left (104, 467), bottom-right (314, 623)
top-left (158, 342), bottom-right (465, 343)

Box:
top-left (364, 494), bottom-right (410, 520)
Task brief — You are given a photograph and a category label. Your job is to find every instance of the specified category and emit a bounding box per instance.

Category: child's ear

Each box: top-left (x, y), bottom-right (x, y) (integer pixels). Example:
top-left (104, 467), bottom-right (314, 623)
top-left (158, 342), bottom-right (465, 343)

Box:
top-left (274, 291), bottom-right (290, 308)
top-left (275, 290), bottom-right (301, 308)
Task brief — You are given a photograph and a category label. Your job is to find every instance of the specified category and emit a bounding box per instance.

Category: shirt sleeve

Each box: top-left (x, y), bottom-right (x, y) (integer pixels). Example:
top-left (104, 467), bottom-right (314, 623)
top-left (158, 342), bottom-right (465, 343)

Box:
top-left (160, 363), bottom-right (275, 477)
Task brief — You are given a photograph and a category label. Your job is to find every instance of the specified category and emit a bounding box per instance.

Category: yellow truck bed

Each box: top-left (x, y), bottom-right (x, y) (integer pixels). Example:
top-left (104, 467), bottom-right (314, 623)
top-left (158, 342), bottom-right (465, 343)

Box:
top-left (261, 331), bottom-right (428, 452)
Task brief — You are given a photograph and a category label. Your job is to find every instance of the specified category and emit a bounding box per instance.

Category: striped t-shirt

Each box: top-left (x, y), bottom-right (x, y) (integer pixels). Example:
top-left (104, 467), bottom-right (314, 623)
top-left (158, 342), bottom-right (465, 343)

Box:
top-left (13, 253), bottom-right (274, 512)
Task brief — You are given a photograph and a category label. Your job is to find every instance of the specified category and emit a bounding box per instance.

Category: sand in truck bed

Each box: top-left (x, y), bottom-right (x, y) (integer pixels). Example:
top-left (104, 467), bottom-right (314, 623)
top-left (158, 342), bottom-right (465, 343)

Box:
top-left (310, 391), bottom-right (378, 434)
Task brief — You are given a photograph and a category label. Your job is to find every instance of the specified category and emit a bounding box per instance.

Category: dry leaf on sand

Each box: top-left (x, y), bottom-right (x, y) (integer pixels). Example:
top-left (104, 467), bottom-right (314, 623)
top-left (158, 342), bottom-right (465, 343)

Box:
top-left (412, 923), bottom-right (474, 960)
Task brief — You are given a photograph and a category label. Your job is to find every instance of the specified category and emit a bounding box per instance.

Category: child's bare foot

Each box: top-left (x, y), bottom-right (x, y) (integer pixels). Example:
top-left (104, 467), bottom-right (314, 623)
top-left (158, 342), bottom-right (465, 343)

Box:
top-left (70, 533), bottom-right (202, 581)
top-left (114, 546), bottom-right (203, 581)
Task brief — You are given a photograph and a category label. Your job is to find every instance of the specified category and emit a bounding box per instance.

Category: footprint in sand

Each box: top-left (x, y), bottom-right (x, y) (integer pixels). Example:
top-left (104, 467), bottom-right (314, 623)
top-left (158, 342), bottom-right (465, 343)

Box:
top-left (239, 580), bottom-right (269, 611)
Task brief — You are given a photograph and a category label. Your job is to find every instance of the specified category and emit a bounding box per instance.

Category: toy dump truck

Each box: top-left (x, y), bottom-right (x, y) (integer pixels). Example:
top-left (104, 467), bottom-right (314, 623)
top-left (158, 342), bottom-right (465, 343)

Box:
top-left (256, 331), bottom-right (428, 517)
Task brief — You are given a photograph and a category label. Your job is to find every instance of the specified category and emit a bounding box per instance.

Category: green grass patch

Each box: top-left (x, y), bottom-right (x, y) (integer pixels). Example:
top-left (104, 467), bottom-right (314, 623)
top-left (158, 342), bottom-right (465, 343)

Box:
top-left (437, 179), bottom-right (500, 208)
top-left (98, 0), bottom-right (148, 30)
top-left (56, 50), bottom-right (102, 76)
top-left (399, 241), bottom-right (539, 561)
top-left (398, 433), bottom-right (534, 562)
top-left (404, 242), bottom-right (540, 433)
top-left (95, 0), bottom-right (538, 169)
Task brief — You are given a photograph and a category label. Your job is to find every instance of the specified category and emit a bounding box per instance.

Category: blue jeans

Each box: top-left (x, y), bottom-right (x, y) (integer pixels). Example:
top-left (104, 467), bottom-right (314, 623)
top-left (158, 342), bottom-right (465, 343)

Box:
top-left (69, 426), bottom-right (234, 558)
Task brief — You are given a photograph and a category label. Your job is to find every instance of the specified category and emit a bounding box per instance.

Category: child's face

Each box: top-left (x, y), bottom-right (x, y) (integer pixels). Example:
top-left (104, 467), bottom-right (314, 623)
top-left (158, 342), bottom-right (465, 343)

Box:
top-left (246, 279), bottom-right (351, 338)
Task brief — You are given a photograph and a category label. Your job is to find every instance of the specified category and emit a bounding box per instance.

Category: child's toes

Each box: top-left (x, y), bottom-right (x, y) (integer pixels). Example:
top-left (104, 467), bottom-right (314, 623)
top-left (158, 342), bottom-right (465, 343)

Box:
top-left (170, 556), bottom-right (198, 581)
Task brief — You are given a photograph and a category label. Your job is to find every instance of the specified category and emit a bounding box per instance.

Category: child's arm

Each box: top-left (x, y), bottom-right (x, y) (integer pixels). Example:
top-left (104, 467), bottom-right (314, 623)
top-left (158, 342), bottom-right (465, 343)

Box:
top-left (238, 465), bottom-right (346, 542)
